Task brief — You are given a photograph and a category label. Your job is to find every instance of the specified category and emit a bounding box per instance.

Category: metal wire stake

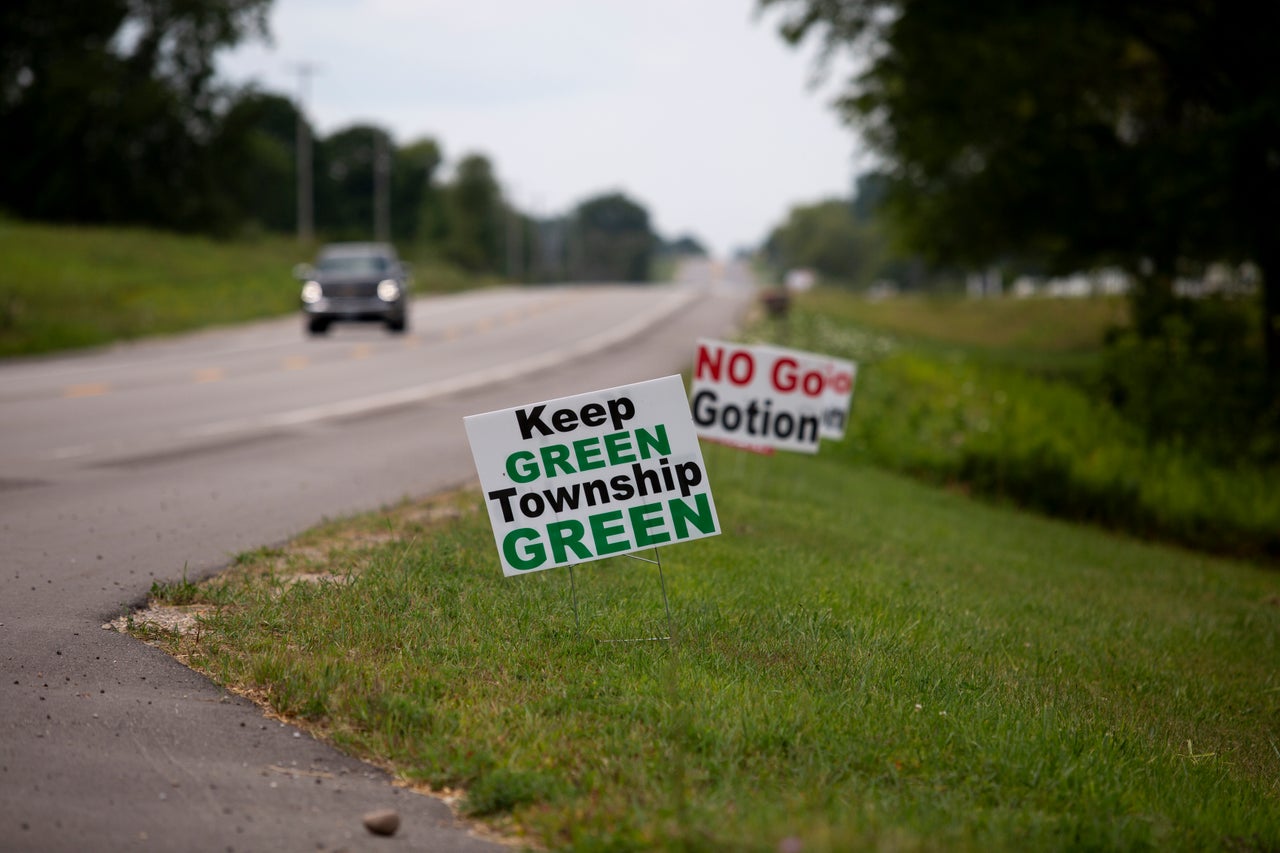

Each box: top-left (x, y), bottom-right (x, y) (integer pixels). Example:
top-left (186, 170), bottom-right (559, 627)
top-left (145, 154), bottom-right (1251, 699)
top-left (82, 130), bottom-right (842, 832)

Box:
top-left (655, 548), bottom-right (674, 643)
top-left (568, 549), bottom-right (673, 643)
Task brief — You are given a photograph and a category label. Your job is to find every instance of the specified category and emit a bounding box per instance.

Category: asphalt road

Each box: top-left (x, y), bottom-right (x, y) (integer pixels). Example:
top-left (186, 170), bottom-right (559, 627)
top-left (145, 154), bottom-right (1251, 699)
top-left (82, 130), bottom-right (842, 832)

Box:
top-left (0, 260), bottom-right (754, 852)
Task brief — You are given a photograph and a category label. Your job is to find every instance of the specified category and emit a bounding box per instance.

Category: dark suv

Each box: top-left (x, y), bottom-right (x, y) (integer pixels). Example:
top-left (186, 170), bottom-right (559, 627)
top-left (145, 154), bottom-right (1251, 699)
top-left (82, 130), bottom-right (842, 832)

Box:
top-left (296, 242), bottom-right (410, 335)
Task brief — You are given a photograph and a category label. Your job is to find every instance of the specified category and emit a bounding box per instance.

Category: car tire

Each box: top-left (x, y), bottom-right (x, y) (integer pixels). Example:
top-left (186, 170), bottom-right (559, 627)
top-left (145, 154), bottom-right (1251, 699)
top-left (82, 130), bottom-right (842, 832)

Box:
top-left (386, 315), bottom-right (408, 334)
top-left (307, 317), bottom-right (330, 335)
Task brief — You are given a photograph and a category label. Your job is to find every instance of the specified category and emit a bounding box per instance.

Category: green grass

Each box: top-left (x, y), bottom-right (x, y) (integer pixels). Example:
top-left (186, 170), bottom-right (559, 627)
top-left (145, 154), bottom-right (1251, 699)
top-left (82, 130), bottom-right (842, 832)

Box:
top-left (0, 220), bottom-right (483, 357)
top-left (148, 566), bottom-right (200, 606)
top-left (124, 284), bottom-right (1279, 848)
top-left (142, 450), bottom-right (1280, 851)
top-left (758, 292), bottom-right (1280, 560)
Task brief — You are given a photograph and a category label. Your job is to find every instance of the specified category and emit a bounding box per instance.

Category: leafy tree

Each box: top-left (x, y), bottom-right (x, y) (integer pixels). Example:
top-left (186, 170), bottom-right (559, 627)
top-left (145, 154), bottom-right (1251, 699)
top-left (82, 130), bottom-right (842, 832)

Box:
top-left (573, 192), bottom-right (655, 282)
top-left (317, 124), bottom-right (392, 241)
top-left (662, 234), bottom-right (709, 257)
top-left (0, 0), bottom-right (271, 232)
top-left (217, 91), bottom-right (301, 233)
top-left (393, 138), bottom-right (443, 244)
top-left (766, 198), bottom-right (886, 287)
top-left (762, 0), bottom-right (1280, 397)
top-left (522, 215), bottom-right (573, 283)
top-left (851, 172), bottom-right (890, 222)
top-left (441, 154), bottom-right (504, 272)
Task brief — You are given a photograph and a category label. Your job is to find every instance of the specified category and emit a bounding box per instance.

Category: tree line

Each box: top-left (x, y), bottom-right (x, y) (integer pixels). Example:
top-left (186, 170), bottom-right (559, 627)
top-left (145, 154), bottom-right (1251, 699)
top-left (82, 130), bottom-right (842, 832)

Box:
top-left (0, 1), bottom-right (701, 282)
top-left (761, 0), bottom-right (1279, 463)
top-left (763, 173), bottom-right (933, 292)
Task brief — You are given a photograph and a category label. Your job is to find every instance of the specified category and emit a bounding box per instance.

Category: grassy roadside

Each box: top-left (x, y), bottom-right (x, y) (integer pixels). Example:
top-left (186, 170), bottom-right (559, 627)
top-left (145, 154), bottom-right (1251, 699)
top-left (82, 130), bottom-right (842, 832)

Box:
top-left (126, 287), bottom-right (1280, 849)
top-left (758, 291), bottom-right (1280, 560)
top-left (0, 220), bottom-right (482, 358)
top-left (135, 444), bottom-right (1280, 850)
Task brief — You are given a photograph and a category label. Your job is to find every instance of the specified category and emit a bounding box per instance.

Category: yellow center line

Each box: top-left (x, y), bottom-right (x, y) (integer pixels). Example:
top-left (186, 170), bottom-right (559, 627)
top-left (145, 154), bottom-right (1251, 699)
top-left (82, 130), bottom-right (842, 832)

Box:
top-left (194, 368), bottom-right (225, 384)
top-left (283, 355), bottom-right (310, 371)
top-left (445, 327), bottom-right (461, 341)
top-left (474, 318), bottom-right (495, 333)
top-left (351, 344), bottom-right (373, 360)
top-left (64, 383), bottom-right (110, 399)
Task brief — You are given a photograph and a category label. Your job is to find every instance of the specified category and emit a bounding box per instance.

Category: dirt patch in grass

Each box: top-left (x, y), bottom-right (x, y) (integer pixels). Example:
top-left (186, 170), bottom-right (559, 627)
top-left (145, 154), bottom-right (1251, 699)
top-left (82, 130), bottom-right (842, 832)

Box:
top-left (110, 603), bottom-right (216, 636)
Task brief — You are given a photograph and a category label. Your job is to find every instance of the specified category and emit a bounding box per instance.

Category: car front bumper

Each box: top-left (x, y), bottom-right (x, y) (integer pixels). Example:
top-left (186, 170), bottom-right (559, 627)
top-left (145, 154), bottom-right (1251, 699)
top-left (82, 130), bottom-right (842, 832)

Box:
top-left (303, 297), bottom-right (403, 320)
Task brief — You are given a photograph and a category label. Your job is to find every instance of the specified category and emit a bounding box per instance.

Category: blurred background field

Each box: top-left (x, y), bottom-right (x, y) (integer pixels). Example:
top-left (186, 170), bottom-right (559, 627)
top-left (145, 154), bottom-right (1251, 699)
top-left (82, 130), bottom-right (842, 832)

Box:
top-left (0, 220), bottom-right (484, 358)
top-left (752, 288), bottom-right (1280, 561)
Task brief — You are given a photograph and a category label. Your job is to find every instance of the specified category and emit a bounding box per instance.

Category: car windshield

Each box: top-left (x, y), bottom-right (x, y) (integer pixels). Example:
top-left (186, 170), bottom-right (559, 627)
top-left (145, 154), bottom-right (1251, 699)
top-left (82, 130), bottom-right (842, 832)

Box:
top-left (316, 254), bottom-right (390, 275)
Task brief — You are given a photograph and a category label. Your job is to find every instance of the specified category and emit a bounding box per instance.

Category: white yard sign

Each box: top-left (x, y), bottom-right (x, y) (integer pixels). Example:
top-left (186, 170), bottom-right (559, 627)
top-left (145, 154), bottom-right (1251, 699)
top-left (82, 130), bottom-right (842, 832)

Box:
top-left (464, 375), bottom-right (721, 576)
top-left (690, 339), bottom-right (857, 452)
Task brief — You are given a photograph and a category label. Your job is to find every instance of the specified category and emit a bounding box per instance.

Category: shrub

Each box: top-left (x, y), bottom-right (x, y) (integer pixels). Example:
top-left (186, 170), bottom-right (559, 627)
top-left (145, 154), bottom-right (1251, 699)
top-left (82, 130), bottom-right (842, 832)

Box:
top-left (1099, 298), bottom-right (1279, 464)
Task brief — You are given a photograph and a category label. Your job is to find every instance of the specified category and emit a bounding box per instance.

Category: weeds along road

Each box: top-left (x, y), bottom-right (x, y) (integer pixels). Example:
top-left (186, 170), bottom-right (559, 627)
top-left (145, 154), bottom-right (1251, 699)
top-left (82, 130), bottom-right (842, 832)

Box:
top-left (0, 260), bottom-right (753, 852)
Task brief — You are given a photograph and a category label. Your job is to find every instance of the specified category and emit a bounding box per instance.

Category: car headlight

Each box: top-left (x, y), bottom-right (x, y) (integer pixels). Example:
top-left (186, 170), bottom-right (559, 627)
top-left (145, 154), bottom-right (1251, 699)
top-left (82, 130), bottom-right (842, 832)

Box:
top-left (301, 281), bottom-right (323, 304)
top-left (377, 279), bottom-right (401, 302)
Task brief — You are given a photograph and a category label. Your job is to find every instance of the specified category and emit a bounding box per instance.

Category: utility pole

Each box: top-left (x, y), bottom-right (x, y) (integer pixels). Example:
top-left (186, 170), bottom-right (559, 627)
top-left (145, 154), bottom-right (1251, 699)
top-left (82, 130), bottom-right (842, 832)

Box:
top-left (373, 130), bottom-right (391, 243)
top-left (290, 62), bottom-right (320, 245)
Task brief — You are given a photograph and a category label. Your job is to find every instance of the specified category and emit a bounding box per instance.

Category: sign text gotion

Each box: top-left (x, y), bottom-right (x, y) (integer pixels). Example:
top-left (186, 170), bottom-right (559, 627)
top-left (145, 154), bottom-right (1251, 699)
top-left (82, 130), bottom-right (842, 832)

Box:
top-left (691, 341), bottom-right (855, 449)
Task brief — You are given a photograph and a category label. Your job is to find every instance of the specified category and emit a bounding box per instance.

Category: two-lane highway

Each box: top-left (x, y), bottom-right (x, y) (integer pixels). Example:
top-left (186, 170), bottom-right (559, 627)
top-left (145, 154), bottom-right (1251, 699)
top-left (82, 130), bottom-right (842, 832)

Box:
top-left (0, 261), bottom-right (753, 851)
top-left (2, 283), bottom-right (688, 474)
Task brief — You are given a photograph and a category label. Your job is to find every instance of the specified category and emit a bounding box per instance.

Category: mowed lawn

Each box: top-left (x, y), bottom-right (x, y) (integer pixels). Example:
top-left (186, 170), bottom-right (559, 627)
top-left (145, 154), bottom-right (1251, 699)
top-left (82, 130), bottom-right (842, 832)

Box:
top-left (143, 437), bottom-right (1280, 850)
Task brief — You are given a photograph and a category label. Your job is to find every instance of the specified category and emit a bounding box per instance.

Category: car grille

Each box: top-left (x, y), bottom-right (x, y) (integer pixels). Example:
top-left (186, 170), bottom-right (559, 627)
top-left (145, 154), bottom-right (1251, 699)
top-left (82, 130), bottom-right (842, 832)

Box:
top-left (321, 282), bottom-right (377, 298)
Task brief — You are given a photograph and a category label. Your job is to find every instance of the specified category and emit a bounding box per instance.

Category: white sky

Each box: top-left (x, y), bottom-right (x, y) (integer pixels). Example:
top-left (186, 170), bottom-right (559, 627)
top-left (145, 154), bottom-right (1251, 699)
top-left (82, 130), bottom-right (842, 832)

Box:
top-left (217, 0), bottom-right (866, 257)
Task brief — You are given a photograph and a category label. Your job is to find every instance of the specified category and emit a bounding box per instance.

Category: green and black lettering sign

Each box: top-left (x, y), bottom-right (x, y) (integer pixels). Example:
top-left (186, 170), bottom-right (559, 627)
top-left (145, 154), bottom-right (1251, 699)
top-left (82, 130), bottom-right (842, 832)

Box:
top-left (464, 375), bottom-right (721, 576)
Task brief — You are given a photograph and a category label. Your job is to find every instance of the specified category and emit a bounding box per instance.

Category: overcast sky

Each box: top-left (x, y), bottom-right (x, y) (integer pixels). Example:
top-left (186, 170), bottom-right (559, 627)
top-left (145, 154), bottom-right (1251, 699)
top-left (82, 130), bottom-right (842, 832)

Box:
top-left (217, 0), bottom-right (866, 257)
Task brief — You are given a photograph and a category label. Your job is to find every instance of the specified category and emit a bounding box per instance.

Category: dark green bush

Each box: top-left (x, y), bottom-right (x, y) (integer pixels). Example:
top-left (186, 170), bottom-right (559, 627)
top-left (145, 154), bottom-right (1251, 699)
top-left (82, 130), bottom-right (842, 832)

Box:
top-left (1099, 298), bottom-right (1279, 464)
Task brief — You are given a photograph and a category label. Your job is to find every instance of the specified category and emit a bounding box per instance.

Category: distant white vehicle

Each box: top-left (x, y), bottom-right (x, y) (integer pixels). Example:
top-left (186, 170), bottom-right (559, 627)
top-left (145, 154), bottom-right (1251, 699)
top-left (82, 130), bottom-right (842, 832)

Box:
top-left (785, 268), bottom-right (816, 292)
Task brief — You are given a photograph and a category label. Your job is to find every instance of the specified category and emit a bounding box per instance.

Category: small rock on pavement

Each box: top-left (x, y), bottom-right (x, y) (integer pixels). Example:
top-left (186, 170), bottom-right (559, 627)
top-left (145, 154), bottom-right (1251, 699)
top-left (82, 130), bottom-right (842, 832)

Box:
top-left (362, 808), bottom-right (401, 836)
